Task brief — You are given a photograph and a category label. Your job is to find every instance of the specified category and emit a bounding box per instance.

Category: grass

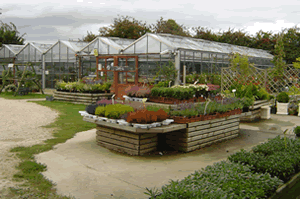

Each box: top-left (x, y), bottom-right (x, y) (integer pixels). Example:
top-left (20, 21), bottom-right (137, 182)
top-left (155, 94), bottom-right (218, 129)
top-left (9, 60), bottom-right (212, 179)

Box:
top-left (2, 100), bottom-right (96, 198)
top-left (0, 91), bottom-right (51, 99)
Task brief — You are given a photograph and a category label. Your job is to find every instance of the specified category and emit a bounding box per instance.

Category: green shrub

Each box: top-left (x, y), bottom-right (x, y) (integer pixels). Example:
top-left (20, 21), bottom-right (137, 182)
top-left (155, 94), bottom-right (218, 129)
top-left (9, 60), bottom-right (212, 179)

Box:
top-left (228, 136), bottom-right (300, 182)
top-left (153, 80), bottom-right (169, 87)
top-left (104, 104), bottom-right (134, 119)
top-left (151, 160), bottom-right (283, 199)
top-left (294, 126), bottom-right (300, 136)
top-left (257, 88), bottom-right (270, 100)
top-left (277, 92), bottom-right (289, 103)
top-left (95, 106), bottom-right (106, 116)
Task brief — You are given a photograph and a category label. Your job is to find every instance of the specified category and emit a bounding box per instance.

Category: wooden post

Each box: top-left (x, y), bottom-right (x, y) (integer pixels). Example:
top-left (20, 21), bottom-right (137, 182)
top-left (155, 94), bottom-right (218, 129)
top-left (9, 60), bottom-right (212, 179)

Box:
top-left (105, 58), bottom-right (107, 82)
top-left (78, 56), bottom-right (82, 80)
top-left (135, 56), bottom-right (138, 85)
top-left (114, 56), bottom-right (119, 99)
top-left (13, 57), bottom-right (16, 85)
top-left (96, 56), bottom-right (99, 79)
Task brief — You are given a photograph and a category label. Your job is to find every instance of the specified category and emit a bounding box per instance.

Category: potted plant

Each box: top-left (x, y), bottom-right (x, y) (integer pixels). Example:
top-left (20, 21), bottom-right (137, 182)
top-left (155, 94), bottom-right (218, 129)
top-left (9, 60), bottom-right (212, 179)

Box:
top-left (276, 92), bottom-right (290, 115)
top-left (294, 126), bottom-right (300, 137)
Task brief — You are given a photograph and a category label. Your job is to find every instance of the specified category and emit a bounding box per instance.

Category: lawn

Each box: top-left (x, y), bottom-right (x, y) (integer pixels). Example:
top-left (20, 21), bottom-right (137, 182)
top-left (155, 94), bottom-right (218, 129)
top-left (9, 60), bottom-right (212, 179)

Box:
top-left (0, 91), bottom-right (51, 99)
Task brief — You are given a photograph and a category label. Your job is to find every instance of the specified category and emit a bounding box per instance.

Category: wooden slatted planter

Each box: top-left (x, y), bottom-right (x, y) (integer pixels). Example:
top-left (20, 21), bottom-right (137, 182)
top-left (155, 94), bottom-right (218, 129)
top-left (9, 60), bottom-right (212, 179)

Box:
top-left (83, 117), bottom-right (186, 155)
top-left (53, 91), bottom-right (113, 105)
top-left (165, 114), bottom-right (240, 152)
top-left (240, 100), bottom-right (271, 122)
top-left (83, 113), bottom-right (241, 155)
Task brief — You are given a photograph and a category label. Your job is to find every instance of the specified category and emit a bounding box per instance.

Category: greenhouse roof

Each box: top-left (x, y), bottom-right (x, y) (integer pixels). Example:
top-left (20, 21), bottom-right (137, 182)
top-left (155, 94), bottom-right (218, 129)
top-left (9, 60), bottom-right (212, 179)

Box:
top-left (78, 37), bottom-right (135, 55)
top-left (122, 33), bottom-right (274, 59)
top-left (43, 40), bottom-right (89, 55)
top-left (16, 42), bottom-right (54, 56)
top-left (2, 44), bottom-right (26, 55)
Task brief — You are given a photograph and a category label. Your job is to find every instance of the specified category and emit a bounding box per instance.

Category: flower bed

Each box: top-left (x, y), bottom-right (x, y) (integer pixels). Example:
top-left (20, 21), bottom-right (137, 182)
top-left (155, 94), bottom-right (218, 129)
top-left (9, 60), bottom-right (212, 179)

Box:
top-left (55, 80), bottom-right (111, 93)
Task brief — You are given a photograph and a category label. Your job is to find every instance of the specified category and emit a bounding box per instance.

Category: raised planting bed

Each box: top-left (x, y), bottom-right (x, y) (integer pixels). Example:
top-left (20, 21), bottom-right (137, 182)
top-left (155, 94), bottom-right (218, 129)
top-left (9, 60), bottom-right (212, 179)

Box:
top-left (165, 114), bottom-right (241, 152)
top-left (83, 116), bottom-right (186, 156)
top-left (53, 91), bottom-right (113, 105)
top-left (82, 113), bottom-right (241, 155)
top-left (240, 99), bottom-right (271, 122)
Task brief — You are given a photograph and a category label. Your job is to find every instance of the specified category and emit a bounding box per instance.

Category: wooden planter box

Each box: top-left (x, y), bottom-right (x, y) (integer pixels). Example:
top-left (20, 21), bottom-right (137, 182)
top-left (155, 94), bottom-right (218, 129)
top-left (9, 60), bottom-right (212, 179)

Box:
top-left (53, 91), bottom-right (113, 105)
top-left (83, 117), bottom-right (186, 156)
top-left (240, 100), bottom-right (271, 122)
top-left (165, 114), bottom-right (240, 152)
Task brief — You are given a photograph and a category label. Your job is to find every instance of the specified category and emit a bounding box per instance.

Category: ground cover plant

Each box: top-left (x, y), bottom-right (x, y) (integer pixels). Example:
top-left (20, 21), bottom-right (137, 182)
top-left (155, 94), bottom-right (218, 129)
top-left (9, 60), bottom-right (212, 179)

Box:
top-left (2, 101), bottom-right (94, 198)
top-left (228, 136), bottom-right (300, 183)
top-left (55, 80), bottom-right (111, 93)
top-left (145, 160), bottom-right (283, 199)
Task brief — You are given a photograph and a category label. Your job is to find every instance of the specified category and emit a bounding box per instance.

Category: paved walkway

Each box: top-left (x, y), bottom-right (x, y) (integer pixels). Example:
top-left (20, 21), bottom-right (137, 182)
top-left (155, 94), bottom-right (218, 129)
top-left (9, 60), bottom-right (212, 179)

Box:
top-left (34, 114), bottom-right (300, 199)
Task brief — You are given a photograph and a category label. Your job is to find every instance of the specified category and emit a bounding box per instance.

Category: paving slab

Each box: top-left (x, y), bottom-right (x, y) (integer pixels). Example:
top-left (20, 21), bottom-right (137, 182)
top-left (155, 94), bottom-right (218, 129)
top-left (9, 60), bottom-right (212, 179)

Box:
top-left (35, 114), bottom-right (300, 199)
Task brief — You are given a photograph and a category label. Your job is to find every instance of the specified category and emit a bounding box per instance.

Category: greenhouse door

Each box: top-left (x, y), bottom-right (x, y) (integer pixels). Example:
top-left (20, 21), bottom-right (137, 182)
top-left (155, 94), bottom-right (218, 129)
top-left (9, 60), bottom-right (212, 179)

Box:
top-left (96, 55), bottom-right (139, 99)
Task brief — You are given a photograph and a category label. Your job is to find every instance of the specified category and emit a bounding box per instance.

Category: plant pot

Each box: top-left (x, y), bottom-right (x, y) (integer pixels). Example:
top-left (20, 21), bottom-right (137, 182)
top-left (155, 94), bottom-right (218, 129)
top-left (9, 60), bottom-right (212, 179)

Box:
top-left (277, 102), bottom-right (289, 115)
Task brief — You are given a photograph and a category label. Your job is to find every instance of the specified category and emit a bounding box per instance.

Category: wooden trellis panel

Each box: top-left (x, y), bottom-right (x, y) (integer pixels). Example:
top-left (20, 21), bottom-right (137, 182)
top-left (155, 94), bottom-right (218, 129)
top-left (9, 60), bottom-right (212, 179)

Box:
top-left (221, 65), bottom-right (300, 94)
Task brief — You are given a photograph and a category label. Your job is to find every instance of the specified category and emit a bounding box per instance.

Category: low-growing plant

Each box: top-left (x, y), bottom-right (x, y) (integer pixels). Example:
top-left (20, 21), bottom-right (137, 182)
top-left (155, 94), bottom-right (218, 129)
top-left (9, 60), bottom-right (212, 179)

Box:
top-left (277, 92), bottom-right (290, 103)
top-left (150, 160), bottom-right (283, 199)
top-left (104, 104), bottom-right (134, 119)
top-left (294, 126), bottom-right (300, 136)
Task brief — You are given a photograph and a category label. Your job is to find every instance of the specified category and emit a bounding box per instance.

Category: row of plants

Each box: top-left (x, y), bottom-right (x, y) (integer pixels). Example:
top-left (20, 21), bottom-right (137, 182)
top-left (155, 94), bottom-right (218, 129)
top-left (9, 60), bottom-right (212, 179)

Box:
top-left (150, 84), bottom-right (209, 100)
top-left (185, 73), bottom-right (221, 86)
top-left (227, 83), bottom-right (272, 101)
top-left (146, 136), bottom-right (300, 198)
top-left (124, 85), bottom-right (151, 98)
top-left (85, 97), bottom-right (251, 124)
top-left (55, 80), bottom-right (111, 93)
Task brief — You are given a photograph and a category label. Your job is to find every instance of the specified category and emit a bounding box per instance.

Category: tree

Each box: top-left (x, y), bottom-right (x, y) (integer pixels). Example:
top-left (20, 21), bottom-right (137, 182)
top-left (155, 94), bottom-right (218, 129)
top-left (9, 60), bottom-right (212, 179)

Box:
top-left (271, 34), bottom-right (286, 87)
top-left (0, 21), bottom-right (26, 47)
top-left (217, 28), bottom-right (254, 47)
top-left (79, 31), bottom-right (98, 42)
top-left (98, 15), bottom-right (152, 39)
top-left (151, 17), bottom-right (190, 37)
top-left (192, 26), bottom-right (219, 41)
top-left (251, 30), bottom-right (276, 53)
top-left (279, 26), bottom-right (300, 64)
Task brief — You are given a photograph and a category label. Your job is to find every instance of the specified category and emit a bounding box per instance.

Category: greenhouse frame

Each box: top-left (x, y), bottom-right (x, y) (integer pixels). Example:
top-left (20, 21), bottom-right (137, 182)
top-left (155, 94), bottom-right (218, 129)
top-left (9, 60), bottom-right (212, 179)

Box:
top-left (0, 44), bottom-right (26, 67)
top-left (119, 33), bottom-right (275, 85)
top-left (77, 37), bottom-right (135, 81)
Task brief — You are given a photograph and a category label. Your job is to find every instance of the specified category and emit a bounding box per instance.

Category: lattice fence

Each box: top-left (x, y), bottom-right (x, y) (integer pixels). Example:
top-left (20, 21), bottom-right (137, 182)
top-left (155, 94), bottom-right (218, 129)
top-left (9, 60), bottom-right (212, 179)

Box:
top-left (221, 65), bottom-right (300, 94)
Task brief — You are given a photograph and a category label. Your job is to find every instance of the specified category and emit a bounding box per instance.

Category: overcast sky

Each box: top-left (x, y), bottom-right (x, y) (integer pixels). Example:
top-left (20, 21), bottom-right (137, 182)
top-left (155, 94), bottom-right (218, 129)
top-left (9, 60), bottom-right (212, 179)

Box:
top-left (1, 0), bottom-right (300, 44)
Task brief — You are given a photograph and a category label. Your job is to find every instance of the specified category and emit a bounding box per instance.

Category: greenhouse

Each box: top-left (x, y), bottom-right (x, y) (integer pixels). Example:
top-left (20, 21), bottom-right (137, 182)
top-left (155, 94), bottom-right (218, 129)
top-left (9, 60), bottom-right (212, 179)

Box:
top-left (120, 33), bottom-right (275, 84)
top-left (0, 44), bottom-right (25, 68)
top-left (43, 40), bottom-right (89, 88)
top-left (77, 37), bottom-right (135, 81)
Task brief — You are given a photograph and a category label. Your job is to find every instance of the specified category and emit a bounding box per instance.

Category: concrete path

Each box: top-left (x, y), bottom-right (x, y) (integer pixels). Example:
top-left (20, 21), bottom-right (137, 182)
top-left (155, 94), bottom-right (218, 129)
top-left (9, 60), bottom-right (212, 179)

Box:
top-left (35, 114), bottom-right (300, 199)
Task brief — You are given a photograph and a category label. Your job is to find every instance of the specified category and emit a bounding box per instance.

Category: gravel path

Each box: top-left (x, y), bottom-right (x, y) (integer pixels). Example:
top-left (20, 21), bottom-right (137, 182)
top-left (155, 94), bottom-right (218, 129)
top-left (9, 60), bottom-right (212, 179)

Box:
top-left (0, 98), bottom-right (59, 192)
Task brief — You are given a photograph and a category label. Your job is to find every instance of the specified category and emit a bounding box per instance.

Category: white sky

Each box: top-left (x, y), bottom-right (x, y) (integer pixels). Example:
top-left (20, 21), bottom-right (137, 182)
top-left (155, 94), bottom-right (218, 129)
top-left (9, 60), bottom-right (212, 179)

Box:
top-left (1, 0), bottom-right (300, 44)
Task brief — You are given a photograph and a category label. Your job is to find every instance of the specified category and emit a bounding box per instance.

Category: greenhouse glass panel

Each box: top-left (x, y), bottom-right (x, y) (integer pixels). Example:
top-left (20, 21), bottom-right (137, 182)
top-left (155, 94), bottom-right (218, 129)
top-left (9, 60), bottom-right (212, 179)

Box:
top-left (147, 35), bottom-right (160, 53)
top-left (60, 44), bottom-right (68, 61)
top-left (109, 46), bottom-right (119, 54)
top-left (99, 41), bottom-right (109, 54)
top-left (134, 37), bottom-right (147, 54)
top-left (123, 44), bottom-right (134, 54)
top-left (52, 44), bottom-right (60, 62)
top-left (30, 45), bottom-right (36, 62)
top-left (0, 48), bottom-right (4, 58)
top-left (68, 47), bottom-right (75, 62)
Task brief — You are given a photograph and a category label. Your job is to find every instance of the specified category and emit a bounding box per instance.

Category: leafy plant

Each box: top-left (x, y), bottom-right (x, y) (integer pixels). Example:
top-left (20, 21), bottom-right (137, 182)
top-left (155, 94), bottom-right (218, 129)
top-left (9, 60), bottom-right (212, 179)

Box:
top-left (104, 104), bottom-right (134, 119)
top-left (294, 126), bottom-right (300, 136)
top-left (277, 92), bottom-right (290, 103)
top-left (153, 61), bottom-right (178, 83)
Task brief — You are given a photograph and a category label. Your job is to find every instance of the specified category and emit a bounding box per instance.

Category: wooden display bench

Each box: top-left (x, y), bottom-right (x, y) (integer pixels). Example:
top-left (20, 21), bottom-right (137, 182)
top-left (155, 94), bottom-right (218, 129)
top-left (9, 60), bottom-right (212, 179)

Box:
top-left (165, 114), bottom-right (240, 152)
top-left (53, 91), bottom-right (113, 105)
top-left (240, 100), bottom-right (271, 122)
top-left (83, 114), bottom-right (241, 155)
top-left (83, 117), bottom-right (186, 155)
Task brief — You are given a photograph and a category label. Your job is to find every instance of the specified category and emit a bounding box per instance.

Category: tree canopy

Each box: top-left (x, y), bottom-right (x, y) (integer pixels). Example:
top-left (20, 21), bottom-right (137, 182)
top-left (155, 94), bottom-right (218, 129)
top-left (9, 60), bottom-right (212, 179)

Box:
top-left (151, 17), bottom-right (190, 37)
top-left (0, 21), bottom-right (26, 47)
top-left (99, 15), bottom-right (152, 39)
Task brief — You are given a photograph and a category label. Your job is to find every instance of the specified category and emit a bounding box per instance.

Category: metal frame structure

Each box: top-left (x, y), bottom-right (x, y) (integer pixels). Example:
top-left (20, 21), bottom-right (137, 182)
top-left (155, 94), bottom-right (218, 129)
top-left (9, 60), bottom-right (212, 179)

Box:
top-left (121, 33), bottom-right (275, 85)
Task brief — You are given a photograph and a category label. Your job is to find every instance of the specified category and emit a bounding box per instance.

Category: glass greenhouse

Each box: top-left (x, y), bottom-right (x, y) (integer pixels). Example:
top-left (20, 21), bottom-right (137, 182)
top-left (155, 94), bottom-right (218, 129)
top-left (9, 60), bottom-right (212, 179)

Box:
top-left (0, 44), bottom-right (26, 71)
top-left (77, 37), bottom-right (135, 81)
top-left (121, 33), bottom-right (275, 84)
top-left (43, 40), bottom-right (89, 88)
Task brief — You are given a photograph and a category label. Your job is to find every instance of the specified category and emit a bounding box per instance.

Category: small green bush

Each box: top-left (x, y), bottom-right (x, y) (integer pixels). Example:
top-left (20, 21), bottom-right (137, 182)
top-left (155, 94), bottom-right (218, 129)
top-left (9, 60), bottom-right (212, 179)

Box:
top-left (277, 92), bottom-right (290, 103)
top-left (104, 104), bottom-right (134, 119)
top-left (95, 106), bottom-right (106, 116)
top-left (294, 126), bottom-right (300, 136)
